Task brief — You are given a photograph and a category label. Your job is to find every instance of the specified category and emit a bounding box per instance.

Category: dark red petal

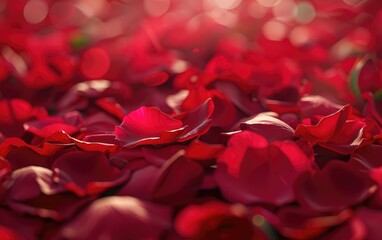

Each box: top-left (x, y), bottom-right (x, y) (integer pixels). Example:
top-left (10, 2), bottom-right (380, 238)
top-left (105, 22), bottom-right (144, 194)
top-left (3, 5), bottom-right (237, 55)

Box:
top-left (4, 166), bottom-right (92, 220)
top-left (295, 161), bottom-right (376, 212)
top-left (53, 196), bottom-right (172, 240)
top-left (0, 208), bottom-right (44, 240)
top-left (349, 144), bottom-right (382, 170)
top-left (177, 98), bottom-right (214, 142)
top-left (52, 151), bottom-right (130, 196)
top-left (142, 145), bottom-right (184, 167)
top-left (277, 206), bottom-right (352, 239)
top-left (117, 165), bottom-right (159, 199)
top-left (151, 155), bottom-right (204, 205)
top-left (323, 216), bottom-right (366, 240)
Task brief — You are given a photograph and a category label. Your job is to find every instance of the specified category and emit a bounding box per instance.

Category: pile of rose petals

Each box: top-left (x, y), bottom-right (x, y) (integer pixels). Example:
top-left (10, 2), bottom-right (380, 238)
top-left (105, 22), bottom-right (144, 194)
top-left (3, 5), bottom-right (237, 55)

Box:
top-left (2, 0), bottom-right (382, 239)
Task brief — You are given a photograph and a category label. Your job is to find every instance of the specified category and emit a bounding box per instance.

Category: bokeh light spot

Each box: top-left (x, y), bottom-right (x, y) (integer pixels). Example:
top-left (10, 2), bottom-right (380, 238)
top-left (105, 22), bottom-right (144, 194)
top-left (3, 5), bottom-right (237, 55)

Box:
top-left (263, 20), bottom-right (287, 41)
top-left (289, 26), bottom-right (311, 46)
top-left (213, 0), bottom-right (242, 10)
top-left (293, 1), bottom-right (316, 24)
top-left (272, 0), bottom-right (296, 21)
top-left (23, 0), bottom-right (48, 24)
top-left (249, 2), bottom-right (268, 19)
top-left (257, 0), bottom-right (281, 8)
top-left (252, 215), bottom-right (265, 226)
top-left (80, 48), bottom-right (111, 79)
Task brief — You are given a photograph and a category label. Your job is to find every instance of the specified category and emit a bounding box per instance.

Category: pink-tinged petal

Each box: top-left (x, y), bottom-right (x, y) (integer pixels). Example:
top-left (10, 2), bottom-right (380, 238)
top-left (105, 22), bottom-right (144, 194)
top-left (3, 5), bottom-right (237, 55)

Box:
top-left (116, 106), bottom-right (184, 147)
top-left (177, 98), bottom-right (214, 142)
top-left (295, 161), bottom-right (376, 213)
top-left (240, 113), bottom-right (295, 142)
top-left (216, 131), bottom-right (313, 205)
top-left (295, 105), bottom-right (351, 145)
top-left (52, 151), bottom-right (130, 196)
top-left (277, 206), bottom-right (352, 239)
top-left (53, 196), bottom-right (172, 240)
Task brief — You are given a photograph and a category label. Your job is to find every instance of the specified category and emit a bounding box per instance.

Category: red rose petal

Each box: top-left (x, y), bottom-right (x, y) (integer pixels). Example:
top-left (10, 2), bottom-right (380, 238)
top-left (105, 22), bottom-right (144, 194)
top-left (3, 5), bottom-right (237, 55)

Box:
top-left (115, 106), bottom-right (184, 147)
top-left (295, 161), bottom-right (376, 213)
top-left (52, 151), bottom-right (130, 196)
top-left (240, 113), bottom-right (295, 142)
top-left (53, 196), bottom-right (172, 240)
top-left (177, 98), bottom-right (214, 142)
top-left (216, 131), bottom-right (313, 205)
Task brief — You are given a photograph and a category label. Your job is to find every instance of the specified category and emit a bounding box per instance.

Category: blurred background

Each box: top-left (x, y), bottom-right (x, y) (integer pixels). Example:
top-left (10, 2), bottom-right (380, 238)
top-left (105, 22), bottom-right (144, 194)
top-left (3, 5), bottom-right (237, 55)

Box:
top-left (0, 0), bottom-right (382, 109)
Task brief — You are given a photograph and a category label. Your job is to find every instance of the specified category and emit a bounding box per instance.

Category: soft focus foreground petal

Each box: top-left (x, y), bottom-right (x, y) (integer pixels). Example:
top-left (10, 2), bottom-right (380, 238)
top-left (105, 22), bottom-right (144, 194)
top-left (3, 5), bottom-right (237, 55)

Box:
top-left (53, 196), bottom-right (172, 240)
top-left (277, 206), bottom-right (352, 239)
top-left (175, 201), bottom-right (267, 240)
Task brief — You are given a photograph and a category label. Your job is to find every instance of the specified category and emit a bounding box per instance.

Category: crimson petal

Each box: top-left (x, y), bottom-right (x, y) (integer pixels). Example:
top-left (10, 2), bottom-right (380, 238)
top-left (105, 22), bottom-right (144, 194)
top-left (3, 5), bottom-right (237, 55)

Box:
top-left (116, 106), bottom-right (184, 147)
top-left (216, 131), bottom-right (313, 205)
